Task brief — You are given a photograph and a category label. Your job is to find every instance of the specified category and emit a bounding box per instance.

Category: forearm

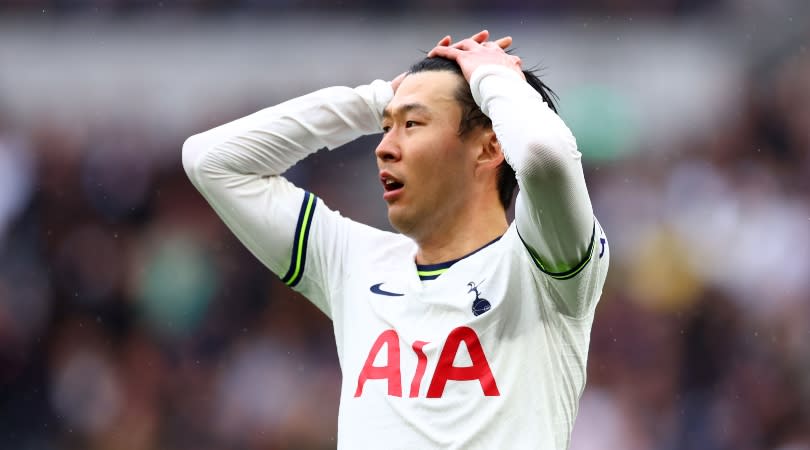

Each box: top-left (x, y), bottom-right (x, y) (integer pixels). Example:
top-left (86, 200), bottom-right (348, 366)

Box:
top-left (471, 65), bottom-right (594, 271)
top-left (180, 80), bottom-right (391, 284)
top-left (182, 80), bottom-right (392, 180)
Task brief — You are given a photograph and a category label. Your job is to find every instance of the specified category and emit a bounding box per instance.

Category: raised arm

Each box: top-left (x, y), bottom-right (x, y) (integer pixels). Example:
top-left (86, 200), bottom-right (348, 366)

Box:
top-left (182, 80), bottom-right (393, 312)
top-left (429, 32), bottom-right (598, 315)
top-left (183, 81), bottom-right (392, 178)
top-left (471, 66), bottom-right (594, 276)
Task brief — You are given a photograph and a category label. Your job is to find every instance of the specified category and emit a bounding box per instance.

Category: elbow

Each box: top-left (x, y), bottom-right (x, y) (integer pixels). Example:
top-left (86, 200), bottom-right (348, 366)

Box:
top-left (518, 136), bottom-right (581, 183)
top-left (181, 133), bottom-right (209, 181)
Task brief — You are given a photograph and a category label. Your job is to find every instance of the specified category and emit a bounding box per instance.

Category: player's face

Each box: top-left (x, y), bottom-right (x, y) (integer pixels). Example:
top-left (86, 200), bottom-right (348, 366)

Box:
top-left (376, 71), bottom-right (483, 240)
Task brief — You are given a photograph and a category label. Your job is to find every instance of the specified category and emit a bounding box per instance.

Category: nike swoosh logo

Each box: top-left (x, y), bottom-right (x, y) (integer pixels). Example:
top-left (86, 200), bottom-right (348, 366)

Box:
top-left (370, 283), bottom-right (404, 297)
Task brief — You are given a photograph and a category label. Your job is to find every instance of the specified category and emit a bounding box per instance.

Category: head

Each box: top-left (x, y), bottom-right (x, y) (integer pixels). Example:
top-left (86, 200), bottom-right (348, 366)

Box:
top-left (375, 56), bottom-right (558, 240)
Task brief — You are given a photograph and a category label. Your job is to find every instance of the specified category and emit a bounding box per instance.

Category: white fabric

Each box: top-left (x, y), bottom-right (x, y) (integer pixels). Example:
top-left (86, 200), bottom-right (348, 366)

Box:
top-left (183, 65), bottom-right (609, 449)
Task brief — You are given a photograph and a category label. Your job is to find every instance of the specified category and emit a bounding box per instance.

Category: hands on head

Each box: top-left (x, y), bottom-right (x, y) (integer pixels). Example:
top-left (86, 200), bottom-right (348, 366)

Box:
top-left (429, 30), bottom-right (525, 82)
top-left (432, 30), bottom-right (513, 55)
top-left (391, 30), bottom-right (525, 91)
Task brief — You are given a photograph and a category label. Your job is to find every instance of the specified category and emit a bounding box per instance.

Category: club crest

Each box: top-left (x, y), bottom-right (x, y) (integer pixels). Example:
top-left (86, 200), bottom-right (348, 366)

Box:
top-left (467, 281), bottom-right (491, 316)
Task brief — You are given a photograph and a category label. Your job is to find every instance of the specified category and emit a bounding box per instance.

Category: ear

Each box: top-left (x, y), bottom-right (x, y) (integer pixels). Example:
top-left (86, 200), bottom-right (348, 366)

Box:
top-left (474, 129), bottom-right (504, 174)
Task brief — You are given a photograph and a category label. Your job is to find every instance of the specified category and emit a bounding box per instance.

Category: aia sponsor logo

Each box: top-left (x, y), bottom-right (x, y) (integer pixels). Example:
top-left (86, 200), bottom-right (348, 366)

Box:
top-left (354, 327), bottom-right (500, 398)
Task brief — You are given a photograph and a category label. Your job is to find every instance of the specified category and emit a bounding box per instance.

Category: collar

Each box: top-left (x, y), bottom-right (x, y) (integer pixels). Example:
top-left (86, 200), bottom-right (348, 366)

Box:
top-left (415, 235), bottom-right (502, 281)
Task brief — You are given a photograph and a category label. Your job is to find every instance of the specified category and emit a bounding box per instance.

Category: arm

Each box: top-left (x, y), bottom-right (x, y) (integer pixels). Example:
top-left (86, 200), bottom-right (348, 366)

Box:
top-left (182, 80), bottom-right (393, 313)
top-left (470, 65), bottom-right (594, 276)
top-left (472, 65), bottom-right (602, 317)
top-left (429, 33), bottom-right (602, 316)
top-left (183, 81), bottom-right (392, 178)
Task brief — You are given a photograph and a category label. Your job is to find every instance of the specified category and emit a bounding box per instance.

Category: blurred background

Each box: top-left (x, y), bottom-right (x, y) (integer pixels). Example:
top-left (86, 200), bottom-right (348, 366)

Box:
top-left (1, 1), bottom-right (809, 449)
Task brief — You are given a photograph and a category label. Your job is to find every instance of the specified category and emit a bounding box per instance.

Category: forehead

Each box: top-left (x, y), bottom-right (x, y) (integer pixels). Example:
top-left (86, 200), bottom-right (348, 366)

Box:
top-left (389, 71), bottom-right (462, 113)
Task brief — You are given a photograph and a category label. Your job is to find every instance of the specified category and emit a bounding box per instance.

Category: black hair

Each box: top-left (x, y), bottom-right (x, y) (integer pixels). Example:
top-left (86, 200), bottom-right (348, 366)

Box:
top-left (408, 57), bottom-right (559, 210)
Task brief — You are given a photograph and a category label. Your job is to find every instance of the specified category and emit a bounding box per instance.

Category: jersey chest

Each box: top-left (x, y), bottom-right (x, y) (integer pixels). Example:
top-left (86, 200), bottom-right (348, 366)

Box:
top-left (334, 257), bottom-right (534, 400)
top-left (344, 262), bottom-right (508, 336)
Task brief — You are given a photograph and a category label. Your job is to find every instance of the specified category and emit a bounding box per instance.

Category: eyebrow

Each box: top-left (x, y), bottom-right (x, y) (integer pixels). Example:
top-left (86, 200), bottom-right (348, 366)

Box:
top-left (382, 103), bottom-right (431, 120)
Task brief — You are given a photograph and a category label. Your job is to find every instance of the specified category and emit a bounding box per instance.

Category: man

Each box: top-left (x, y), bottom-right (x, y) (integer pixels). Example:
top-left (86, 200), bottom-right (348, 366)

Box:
top-left (183, 30), bottom-right (608, 449)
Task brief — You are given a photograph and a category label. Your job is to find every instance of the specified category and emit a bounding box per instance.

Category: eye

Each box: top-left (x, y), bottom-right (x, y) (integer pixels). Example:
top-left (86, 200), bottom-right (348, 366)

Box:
top-left (382, 125), bottom-right (391, 134)
top-left (405, 121), bottom-right (417, 128)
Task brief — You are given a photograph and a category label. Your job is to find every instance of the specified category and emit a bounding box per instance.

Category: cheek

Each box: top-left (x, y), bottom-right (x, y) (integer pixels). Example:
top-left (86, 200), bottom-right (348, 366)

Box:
top-left (433, 135), bottom-right (474, 174)
top-left (407, 129), bottom-right (470, 187)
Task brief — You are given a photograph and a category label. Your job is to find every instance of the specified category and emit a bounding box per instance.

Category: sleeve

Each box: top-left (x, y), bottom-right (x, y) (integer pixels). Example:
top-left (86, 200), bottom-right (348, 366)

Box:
top-left (470, 65), bottom-right (606, 317)
top-left (182, 80), bottom-right (393, 316)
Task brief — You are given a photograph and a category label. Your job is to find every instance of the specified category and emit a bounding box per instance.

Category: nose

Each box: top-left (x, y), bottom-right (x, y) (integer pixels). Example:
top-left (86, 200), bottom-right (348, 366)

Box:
top-left (375, 132), bottom-right (401, 163)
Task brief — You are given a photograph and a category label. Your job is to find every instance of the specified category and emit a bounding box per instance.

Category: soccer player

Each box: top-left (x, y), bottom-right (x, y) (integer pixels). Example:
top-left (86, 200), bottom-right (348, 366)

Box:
top-left (183, 30), bottom-right (609, 449)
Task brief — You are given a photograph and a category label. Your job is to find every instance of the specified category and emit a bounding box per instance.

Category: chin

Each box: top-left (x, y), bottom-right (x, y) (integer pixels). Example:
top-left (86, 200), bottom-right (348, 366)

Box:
top-left (387, 208), bottom-right (404, 232)
top-left (387, 207), bottom-right (413, 236)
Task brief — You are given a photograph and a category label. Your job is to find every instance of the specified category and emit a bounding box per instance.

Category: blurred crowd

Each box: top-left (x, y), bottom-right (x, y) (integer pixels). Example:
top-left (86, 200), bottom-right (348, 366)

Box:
top-left (571, 46), bottom-right (810, 449)
top-left (1, 4), bottom-right (809, 450)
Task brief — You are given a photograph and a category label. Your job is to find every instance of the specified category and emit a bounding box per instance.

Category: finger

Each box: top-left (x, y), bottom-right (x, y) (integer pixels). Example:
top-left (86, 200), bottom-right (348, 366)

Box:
top-left (427, 45), bottom-right (462, 60)
top-left (436, 35), bottom-right (452, 47)
top-left (450, 30), bottom-right (490, 50)
top-left (494, 36), bottom-right (512, 49)
top-left (450, 38), bottom-right (481, 51)
top-left (469, 30), bottom-right (489, 43)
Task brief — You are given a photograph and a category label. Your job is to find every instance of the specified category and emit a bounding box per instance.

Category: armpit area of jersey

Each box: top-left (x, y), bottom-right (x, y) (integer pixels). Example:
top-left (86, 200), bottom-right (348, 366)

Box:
top-left (516, 220), bottom-right (596, 281)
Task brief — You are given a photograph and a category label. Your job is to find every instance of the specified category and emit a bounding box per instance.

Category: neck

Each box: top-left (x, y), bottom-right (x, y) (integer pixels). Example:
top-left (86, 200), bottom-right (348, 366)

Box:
top-left (414, 203), bottom-right (508, 265)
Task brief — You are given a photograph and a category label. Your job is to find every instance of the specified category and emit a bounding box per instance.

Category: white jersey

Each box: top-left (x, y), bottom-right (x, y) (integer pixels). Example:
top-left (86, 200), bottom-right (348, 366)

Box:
top-left (183, 64), bottom-right (609, 449)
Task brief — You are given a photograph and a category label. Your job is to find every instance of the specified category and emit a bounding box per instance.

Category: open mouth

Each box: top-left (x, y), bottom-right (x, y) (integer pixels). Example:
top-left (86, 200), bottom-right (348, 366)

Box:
top-left (383, 178), bottom-right (404, 192)
top-left (380, 172), bottom-right (405, 200)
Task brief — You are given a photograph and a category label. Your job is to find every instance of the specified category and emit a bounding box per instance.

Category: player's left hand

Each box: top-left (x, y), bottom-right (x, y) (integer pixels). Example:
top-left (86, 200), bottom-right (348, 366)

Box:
top-left (427, 30), bottom-right (525, 82)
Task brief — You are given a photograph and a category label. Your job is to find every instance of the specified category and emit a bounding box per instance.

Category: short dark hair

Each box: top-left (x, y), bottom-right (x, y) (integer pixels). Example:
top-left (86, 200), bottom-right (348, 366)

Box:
top-left (408, 57), bottom-right (559, 210)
